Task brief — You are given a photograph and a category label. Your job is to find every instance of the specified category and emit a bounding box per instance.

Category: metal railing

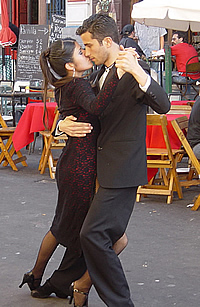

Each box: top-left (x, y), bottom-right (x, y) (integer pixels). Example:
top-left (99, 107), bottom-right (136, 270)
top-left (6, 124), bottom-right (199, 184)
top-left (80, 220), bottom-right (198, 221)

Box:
top-left (46, 0), bottom-right (66, 25)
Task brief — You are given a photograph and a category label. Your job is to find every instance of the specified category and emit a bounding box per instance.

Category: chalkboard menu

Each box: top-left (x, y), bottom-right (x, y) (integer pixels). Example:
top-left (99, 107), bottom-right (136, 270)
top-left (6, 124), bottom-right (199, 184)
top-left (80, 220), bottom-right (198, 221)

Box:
top-left (16, 24), bottom-right (49, 82)
top-left (49, 15), bottom-right (66, 45)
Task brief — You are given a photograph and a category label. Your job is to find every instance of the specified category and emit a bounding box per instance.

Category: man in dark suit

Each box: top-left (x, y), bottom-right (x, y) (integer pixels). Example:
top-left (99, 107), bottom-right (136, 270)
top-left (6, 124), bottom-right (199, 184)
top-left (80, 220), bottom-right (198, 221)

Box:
top-left (31, 14), bottom-right (170, 305)
top-left (75, 13), bottom-right (170, 306)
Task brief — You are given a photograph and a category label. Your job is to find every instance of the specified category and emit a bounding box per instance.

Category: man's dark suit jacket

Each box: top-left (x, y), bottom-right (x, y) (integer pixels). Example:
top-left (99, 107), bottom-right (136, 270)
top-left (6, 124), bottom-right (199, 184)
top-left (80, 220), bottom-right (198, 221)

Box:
top-left (90, 61), bottom-right (170, 188)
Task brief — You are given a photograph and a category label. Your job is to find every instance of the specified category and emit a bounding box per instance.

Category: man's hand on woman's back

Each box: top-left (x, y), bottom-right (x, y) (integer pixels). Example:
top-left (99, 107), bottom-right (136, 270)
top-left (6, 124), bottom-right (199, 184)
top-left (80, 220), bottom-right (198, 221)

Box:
top-left (59, 115), bottom-right (93, 137)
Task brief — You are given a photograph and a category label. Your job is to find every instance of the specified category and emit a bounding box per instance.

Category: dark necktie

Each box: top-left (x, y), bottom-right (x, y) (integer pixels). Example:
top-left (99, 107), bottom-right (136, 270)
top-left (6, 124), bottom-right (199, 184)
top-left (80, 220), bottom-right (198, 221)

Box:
top-left (99, 64), bottom-right (114, 89)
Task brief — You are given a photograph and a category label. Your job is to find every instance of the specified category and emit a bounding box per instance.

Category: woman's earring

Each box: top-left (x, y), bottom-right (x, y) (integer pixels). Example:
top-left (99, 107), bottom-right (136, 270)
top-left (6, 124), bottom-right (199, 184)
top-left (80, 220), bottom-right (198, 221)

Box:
top-left (73, 67), bottom-right (75, 78)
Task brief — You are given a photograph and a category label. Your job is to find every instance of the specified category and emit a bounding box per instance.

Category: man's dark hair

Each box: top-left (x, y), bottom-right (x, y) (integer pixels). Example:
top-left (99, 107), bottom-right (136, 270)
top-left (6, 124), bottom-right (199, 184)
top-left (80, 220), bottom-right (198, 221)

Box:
top-left (173, 31), bottom-right (188, 43)
top-left (76, 13), bottom-right (119, 44)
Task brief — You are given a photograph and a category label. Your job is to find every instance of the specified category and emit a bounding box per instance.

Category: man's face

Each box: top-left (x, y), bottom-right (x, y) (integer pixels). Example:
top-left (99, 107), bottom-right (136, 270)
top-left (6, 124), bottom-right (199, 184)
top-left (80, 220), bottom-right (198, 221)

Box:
top-left (81, 31), bottom-right (108, 66)
top-left (172, 34), bottom-right (182, 45)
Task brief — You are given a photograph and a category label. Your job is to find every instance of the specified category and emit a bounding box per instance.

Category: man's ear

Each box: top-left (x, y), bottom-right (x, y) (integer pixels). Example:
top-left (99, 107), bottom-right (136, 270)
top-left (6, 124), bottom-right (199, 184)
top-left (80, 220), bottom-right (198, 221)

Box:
top-left (65, 62), bottom-right (74, 71)
top-left (102, 37), bottom-right (113, 48)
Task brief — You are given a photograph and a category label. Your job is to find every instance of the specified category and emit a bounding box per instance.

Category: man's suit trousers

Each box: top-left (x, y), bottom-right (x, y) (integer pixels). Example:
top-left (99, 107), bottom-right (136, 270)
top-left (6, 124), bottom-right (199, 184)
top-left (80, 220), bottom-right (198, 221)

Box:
top-left (80, 186), bottom-right (137, 307)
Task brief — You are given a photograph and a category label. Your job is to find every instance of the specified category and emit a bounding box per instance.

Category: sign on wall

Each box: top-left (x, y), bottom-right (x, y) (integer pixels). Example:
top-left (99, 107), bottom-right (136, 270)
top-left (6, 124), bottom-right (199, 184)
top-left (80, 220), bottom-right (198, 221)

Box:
top-left (49, 14), bottom-right (66, 45)
top-left (16, 24), bottom-right (49, 82)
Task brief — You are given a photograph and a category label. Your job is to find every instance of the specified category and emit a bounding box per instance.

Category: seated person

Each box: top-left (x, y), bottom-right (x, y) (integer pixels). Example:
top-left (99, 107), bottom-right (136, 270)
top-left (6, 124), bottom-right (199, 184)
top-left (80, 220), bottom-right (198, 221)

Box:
top-left (119, 24), bottom-right (146, 60)
top-left (171, 31), bottom-right (200, 86)
top-left (187, 96), bottom-right (200, 160)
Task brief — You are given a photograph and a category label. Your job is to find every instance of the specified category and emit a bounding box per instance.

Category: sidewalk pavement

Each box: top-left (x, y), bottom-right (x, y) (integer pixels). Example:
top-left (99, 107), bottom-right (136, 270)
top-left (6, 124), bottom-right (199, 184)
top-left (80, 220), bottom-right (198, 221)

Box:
top-left (0, 139), bottom-right (200, 307)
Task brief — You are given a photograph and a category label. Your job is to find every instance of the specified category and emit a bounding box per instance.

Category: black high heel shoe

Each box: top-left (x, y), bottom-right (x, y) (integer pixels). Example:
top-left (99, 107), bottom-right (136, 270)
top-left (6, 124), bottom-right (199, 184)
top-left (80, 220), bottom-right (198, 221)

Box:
top-left (19, 271), bottom-right (42, 291)
top-left (31, 279), bottom-right (69, 299)
top-left (69, 284), bottom-right (89, 307)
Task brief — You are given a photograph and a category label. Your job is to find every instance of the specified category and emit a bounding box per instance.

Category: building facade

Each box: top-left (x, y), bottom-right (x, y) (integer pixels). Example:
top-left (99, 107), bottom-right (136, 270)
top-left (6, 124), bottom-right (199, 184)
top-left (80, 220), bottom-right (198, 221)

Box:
top-left (8, 0), bottom-right (134, 31)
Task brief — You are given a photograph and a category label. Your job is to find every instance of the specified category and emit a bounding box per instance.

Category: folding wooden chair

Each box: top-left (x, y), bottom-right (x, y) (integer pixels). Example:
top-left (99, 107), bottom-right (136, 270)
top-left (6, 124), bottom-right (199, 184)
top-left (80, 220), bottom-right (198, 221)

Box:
top-left (38, 108), bottom-right (68, 179)
top-left (192, 194), bottom-right (200, 211)
top-left (136, 114), bottom-right (184, 204)
top-left (0, 113), bottom-right (27, 171)
top-left (171, 116), bottom-right (200, 189)
top-left (27, 89), bottom-right (55, 153)
top-left (167, 104), bottom-right (192, 115)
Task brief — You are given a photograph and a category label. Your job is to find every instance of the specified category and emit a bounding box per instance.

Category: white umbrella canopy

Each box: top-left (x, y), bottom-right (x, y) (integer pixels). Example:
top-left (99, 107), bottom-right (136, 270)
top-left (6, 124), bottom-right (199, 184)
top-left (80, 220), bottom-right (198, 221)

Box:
top-left (131, 0), bottom-right (200, 32)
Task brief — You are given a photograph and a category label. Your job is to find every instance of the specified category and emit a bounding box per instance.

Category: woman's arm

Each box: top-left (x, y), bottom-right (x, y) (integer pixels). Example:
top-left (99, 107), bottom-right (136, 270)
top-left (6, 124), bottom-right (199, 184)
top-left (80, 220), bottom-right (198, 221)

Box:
top-left (72, 72), bottom-right (119, 116)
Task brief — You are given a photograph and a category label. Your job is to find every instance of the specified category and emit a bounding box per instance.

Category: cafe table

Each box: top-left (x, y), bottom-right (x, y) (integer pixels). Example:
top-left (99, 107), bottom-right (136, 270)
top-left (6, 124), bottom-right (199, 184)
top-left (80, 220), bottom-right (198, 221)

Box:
top-left (12, 102), bottom-right (57, 152)
top-left (146, 113), bottom-right (190, 182)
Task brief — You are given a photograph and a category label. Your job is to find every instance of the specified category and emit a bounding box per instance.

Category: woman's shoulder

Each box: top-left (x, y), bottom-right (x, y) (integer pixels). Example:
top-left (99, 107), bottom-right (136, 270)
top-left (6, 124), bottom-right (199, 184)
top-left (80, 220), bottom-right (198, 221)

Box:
top-left (55, 78), bottom-right (93, 104)
top-left (60, 78), bottom-right (90, 92)
top-left (73, 78), bottom-right (93, 95)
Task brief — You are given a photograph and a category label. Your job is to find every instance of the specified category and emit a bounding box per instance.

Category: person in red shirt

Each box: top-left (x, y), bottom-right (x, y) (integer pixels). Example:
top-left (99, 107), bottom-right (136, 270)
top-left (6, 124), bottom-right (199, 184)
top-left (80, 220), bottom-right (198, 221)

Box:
top-left (171, 31), bottom-right (200, 93)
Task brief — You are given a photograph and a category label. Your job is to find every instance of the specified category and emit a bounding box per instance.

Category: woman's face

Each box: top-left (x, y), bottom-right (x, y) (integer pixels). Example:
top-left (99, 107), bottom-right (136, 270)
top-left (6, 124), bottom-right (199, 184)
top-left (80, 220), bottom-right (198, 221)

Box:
top-left (73, 42), bottom-right (93, 75)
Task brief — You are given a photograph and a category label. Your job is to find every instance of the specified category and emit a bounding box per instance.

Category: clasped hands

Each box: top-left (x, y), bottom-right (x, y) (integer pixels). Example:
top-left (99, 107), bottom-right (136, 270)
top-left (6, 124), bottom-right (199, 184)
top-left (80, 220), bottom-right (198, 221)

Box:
top-left (116, 46), bottom-right (140, 78)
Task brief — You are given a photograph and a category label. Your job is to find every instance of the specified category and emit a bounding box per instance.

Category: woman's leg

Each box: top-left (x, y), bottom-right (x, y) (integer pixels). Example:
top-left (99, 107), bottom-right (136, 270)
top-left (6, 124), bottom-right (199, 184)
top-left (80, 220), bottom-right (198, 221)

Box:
top-left (31, 230), bottom-right (58, 280)
top-left (19, 230), bottom-right (58, 290)
top-left (113, 233), bottom-right (128, 255)
top-left (72, 233), bottom-right (128, 306)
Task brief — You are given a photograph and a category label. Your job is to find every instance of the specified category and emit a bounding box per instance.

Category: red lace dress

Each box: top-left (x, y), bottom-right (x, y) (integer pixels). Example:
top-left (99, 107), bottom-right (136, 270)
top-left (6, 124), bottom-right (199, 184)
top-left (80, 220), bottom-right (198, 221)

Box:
top-left (50, 73), bottom-right (118, 253)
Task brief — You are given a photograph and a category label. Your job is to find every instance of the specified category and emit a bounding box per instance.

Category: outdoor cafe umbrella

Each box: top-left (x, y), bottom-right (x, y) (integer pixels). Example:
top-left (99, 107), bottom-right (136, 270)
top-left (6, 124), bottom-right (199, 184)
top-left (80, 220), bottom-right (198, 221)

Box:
top-left (0, 0), bottom-right (16, 47)
top-left (131, 0), bottom-right (200, 32)
top-left (131, 0), bottom-right (200, 93)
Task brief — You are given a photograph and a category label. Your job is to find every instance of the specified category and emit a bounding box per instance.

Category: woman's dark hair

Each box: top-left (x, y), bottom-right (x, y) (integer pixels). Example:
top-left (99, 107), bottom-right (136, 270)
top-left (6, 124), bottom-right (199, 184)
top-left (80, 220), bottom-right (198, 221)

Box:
top-left (40, 38), bottom-right (76, 88)
top-left (76, 13), bottom-right (119, 44)
top-left (40, 38), bottom-right (76, 126)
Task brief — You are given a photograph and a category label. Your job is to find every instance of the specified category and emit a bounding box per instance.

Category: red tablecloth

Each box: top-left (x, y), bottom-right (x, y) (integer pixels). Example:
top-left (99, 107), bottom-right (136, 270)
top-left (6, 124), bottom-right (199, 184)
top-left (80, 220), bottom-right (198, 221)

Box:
top-left (170, 101), bottom-right (190, 105)
top-left (13, 102), bottom-right (57, 152)
top-left (146, 113), bottom-right (190, 181)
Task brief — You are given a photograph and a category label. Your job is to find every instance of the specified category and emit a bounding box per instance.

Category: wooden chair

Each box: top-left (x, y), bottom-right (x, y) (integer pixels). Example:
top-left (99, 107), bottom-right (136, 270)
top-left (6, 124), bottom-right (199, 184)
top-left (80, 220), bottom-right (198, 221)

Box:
top-left (136, 114), bottom-right (184, 204)
top-left (27, 89), bottom-right (55, 153)
top-left (0, 113), bottom-right (27, 171)
top-left (192, 194), bottom-right (200, 211)
top-left (171, 116), bottom-right (200, 189)
top-left (38, 108), bottom-right (68, 179)
top-left (167, 104), bottom-right (192, 115)
top-left (187, 101), bottom-right (195, 108)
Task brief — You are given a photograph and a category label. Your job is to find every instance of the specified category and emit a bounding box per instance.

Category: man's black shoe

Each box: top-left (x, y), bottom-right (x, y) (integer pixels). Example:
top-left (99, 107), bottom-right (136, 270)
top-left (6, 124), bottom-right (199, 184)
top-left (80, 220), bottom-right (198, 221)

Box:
top-left (31, 279), bottom-right (68, 298)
